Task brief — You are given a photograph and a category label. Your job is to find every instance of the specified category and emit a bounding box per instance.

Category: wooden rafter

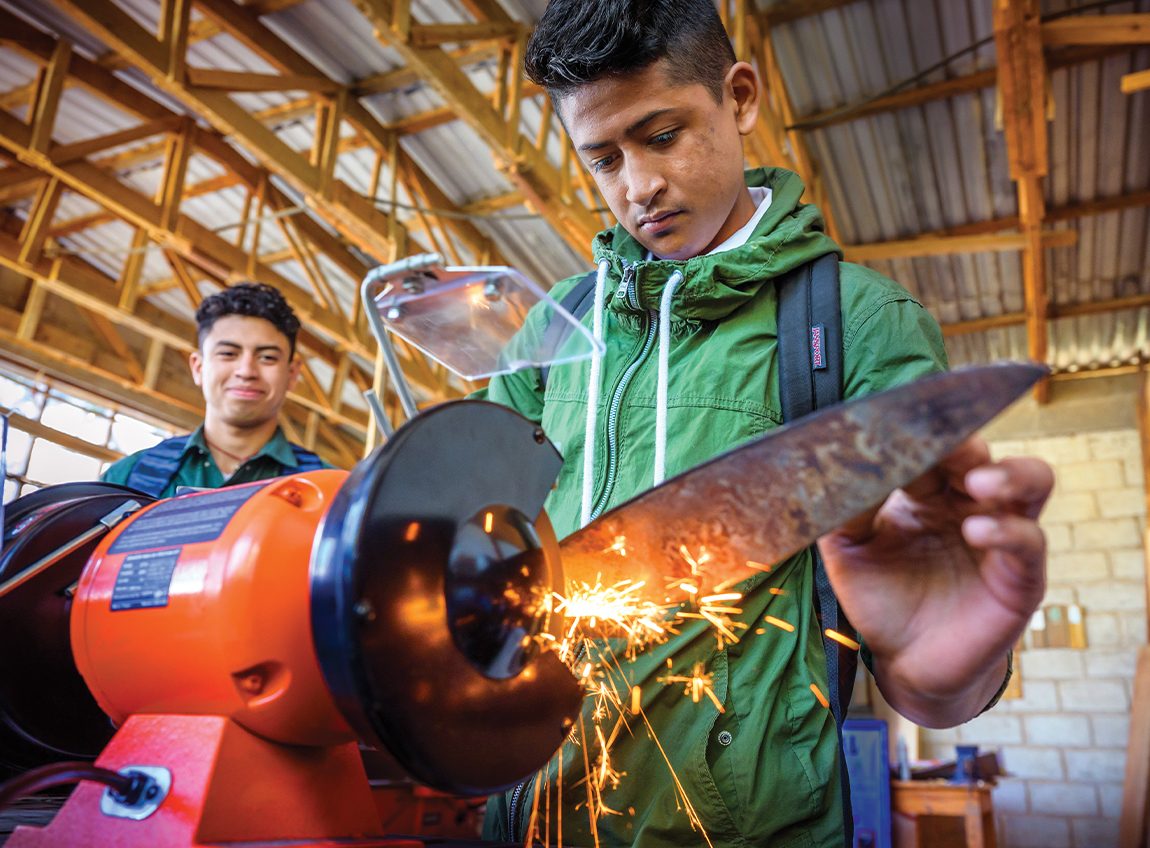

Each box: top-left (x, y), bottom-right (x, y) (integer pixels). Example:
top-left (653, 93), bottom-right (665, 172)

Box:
top-left (753, 11), bottom-right (841, 243)
top-left (994, 0), bottom-right (1050, 402)
top-left (17, 176), bottom-right (63, 265)
top-left (50, 0), bottom-right (411, 263)
top-left (346, 0), bottom-right (602, 261)
top-left (843, 228), bottom-right (1076, 262)
top-left (1121, 68), bottom-right (1150, 94)
top-left (789, 44), bottom-right (1134, 132)
top-left (1042, 14), bottom-right (1150, 46)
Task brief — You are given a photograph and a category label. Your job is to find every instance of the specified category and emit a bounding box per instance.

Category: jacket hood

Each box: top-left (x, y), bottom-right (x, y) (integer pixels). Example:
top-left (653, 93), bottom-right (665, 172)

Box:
top-left (590, 167), bottom-right (842, 322)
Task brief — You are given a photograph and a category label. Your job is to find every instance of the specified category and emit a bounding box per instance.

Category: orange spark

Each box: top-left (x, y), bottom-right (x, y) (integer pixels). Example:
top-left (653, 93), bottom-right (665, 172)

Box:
top-left (660, 662), bottom-right (725, 712)
top-left (484, 511), bottom-right (494, 533)
top-left (403, 521), bottom-right (420, 542)
top-left (600, 535), bottom-right (629, 556)
top-left (700, 592), bottom-right (741, 604)
top-left (824, 629), bottom-right (860, 651)
top-left (810, 683), bottom-right (830, 709)
top-left (763, 615), bottom-right (795, 632)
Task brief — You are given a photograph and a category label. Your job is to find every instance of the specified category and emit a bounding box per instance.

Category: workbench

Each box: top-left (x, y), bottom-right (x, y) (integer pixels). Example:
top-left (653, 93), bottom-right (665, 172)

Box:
top-left (890, 779), bottom-right (997, 848)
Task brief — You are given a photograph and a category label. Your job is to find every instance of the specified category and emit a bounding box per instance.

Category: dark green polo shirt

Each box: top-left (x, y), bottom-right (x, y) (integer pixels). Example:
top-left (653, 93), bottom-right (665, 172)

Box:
top-left (101, 425), bottom-right (331, 498)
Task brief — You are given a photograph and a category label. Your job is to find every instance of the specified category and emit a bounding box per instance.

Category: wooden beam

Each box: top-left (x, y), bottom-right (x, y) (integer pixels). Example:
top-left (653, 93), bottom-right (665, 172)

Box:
top-left (185, 67), bottom-right (343, 93)
top-left (1119, 645), bottom-right (1150, 848)
top-left (17, 177), bottom-right (64, 265)
top-left (6, 410), bottom-right (122, 463)
top-left (354, 43), bottom-right (498, 95)
top-left (395, 147), bottom-right (504, 263)
top-left (312, 89), bottom-right (345, 198)
top-left (143, 338), bottom-right (165, 390)
top-left (117, 228), bottom-right (151, 312)
top-left (789, 45), bottom-right (1127, 132)
top-left (755, 11), bottom-right (841, 243)
top-left (49, 117), bottom-right (182, 165)
top-left (1042, 14), bottom-right (1150, 46)
top-left (346, 0), bottom-right (601, 260)
top-left (28, 39), bottom-right (72, 154)
top-left (17, 281), bottom-right (46, 341)
top-left (162, 249), bottom-right (202, 309)
top-left (0, 164), bottom-right (41, 195)
top-left (745, 13), bottom-right (795, 171)
top-left (159, 0), bottom-right (193, 82)
top-left (407, 22), bottom-right (522, 47)
top-left (85, 312), bottom-right (145, 384)
top-left (55, 0), bottom-right (411, 263)
top-left (1121, 68), bottom-right (1150, 94)
top-left (994, 0), bottom-right (1050, 402)
top-left (462, 191), bottom-right (523, 216)
top-left (843, 228), bottom-right (1075, 261)
top-left (940, 312), bottom-right (1025, 338)
top-left (157, 119), bottom-right (195, 232)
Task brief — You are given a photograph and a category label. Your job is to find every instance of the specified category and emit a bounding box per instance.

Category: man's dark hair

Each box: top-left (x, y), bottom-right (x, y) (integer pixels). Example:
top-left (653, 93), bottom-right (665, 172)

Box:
top-left (524, 0), bottom-right (736, 105)
top-left (195, 283), bottom-right (301, 356)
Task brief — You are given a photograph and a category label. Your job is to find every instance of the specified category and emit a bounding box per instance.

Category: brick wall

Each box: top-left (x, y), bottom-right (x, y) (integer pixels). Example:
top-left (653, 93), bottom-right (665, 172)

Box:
top-left (918, 429), bottom-right (1146, 848)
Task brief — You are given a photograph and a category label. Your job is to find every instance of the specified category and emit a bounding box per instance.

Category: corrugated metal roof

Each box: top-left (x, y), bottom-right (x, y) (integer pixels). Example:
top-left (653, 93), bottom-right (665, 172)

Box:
top-left (768, 0), bottom-right (1150, 375)
top-left (0, 0), bottom-right (1147, 435)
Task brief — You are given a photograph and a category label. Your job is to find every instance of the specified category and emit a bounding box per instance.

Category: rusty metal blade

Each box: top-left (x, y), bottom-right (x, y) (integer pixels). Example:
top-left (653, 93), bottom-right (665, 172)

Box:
top-left (559, 362), bottom-right (1045, 590)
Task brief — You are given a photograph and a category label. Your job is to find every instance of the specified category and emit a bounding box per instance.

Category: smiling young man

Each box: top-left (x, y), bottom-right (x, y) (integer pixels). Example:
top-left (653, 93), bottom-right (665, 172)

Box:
top-left (478, 1), bottom-right (1053, 846)
top-left (102, 283), bottom-right (328, 497)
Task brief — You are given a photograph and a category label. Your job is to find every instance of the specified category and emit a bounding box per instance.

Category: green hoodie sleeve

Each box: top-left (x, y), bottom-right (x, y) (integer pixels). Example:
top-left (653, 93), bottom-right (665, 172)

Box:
top-left (839, 262), bottom-right (948, 398)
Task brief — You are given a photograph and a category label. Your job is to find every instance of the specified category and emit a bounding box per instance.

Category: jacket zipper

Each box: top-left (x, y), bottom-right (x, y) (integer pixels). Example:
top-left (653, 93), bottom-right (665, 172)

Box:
top-left (507, 779), bottom-right (526, 842)
top-left (590, 263), bottom-right (658, 521)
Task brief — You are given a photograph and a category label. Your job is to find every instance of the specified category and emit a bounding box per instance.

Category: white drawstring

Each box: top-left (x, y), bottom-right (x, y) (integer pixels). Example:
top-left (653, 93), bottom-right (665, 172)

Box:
top-left (653, 269), bottom-right (684, 486)
top-left (579, 259), bottom-right (611, 527)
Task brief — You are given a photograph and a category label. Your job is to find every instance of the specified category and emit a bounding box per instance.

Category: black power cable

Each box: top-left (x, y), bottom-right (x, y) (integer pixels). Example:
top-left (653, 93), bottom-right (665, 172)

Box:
top-left (0, 761), bottom-right (146, 812)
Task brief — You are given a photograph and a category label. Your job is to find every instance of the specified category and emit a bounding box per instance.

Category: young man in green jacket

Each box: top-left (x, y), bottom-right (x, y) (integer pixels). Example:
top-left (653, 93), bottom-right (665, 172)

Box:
top-left (480, 1), bottom-right (1053, 845)
top-left (102, 283), bottom-right (327, 497)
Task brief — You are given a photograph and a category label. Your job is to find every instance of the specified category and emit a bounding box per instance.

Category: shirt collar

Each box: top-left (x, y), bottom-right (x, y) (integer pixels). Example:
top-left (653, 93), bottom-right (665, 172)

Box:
top-left (186, 424), bottom-right (297, 467)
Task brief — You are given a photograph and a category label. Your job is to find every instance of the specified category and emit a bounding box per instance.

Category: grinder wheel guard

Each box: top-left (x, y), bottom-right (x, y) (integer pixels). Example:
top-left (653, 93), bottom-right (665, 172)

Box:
top-left (312, 400), bottom-right (584, 795)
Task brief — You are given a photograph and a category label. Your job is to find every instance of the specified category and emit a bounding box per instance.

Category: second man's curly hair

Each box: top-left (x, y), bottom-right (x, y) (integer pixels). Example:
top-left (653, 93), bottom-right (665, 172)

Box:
top-left (524, 0), bottom-right (737, 107)
top-left (195, 283), bottom-right (301, 356)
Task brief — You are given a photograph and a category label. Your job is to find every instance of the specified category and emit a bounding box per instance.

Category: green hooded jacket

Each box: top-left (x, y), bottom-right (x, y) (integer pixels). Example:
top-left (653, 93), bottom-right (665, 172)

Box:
top-left (477, 168), bottom-right (947, 847)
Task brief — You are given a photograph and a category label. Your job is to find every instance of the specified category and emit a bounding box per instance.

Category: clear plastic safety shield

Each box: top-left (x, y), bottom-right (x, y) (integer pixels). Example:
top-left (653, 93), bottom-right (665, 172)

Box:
top-left (363, 263), bottom-right (601, 381)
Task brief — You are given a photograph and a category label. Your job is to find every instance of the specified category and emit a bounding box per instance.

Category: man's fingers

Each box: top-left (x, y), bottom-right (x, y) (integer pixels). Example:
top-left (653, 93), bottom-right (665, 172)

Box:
top-left (902, 436), bottom-right (992, 501)
top-left (965, 456), bottom-right (1055, 520)
top-left (828, 500), bottom-right (885, 544)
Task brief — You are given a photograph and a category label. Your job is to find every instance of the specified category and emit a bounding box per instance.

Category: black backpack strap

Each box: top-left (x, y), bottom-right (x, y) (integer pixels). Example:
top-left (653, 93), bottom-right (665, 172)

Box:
top-left (540, 270), bottom-right (599, 389)
top-left (124, 435), bottom-right (191, 497)
top-left (778, 253), bottom-right (844, 422)
top-left (289, 444), bottom-right (325, 472)
top-left (777, 254), bottom-right (853, 846)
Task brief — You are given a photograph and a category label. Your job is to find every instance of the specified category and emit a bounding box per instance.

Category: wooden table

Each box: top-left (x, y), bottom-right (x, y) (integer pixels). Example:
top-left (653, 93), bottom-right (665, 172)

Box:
top-left (890, 780), bottom-right (997, 848)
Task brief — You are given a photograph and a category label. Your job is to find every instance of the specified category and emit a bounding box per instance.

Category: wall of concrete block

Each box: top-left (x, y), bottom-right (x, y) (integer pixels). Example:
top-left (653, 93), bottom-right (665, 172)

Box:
top-left (918, 419), bottom-right (1145, 848)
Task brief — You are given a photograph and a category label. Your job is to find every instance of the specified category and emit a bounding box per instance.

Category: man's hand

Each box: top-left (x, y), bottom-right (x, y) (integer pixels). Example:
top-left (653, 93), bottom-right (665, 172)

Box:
top-left (817, 436), bottom-right (1054, 728)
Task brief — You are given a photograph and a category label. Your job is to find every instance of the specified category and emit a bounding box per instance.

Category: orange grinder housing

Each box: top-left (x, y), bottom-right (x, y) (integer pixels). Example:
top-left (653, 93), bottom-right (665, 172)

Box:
top-left (71, 470), bottom-right (351, 747)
